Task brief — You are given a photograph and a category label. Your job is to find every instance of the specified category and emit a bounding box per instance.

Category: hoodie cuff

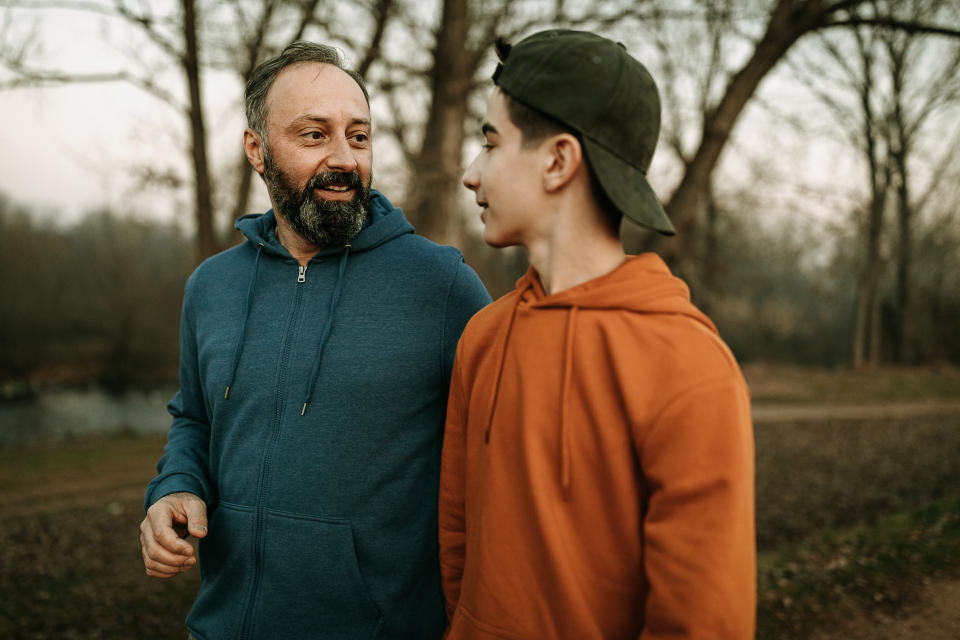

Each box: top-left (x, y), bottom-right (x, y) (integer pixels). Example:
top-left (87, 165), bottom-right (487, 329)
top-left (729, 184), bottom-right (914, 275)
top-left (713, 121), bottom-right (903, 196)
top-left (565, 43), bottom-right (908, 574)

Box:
top-left (144, 473), bottom-right (207, 512)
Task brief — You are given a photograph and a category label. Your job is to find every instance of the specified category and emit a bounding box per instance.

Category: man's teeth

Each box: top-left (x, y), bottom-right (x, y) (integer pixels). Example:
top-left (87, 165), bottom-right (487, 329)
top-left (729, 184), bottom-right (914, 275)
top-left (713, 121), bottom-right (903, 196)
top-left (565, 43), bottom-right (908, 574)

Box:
top-left (322, 185), bottom-right (350, 191)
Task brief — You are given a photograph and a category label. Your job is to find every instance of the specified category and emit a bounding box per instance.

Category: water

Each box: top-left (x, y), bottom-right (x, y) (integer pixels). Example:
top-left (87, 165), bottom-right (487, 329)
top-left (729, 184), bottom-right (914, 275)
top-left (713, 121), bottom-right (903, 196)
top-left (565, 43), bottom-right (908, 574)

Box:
top-left (0, 386), bottom-right (177, 445)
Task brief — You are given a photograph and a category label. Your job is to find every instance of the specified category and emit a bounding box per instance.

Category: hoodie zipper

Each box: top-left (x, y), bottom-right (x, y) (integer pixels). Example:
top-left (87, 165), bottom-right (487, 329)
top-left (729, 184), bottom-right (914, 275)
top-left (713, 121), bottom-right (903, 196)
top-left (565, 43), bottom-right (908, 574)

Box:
top-left (238, 262), bottom-right (307, 639)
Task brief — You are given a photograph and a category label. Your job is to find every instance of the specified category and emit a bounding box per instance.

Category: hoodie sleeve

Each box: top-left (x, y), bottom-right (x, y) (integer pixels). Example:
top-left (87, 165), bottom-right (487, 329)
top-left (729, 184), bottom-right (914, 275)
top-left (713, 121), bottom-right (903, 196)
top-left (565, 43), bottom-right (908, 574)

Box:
top-left (637, 375), bottom-right (756, 640)
top-left (438, 342), bottom-right (469, 622)
top-left (440, 257), bottom-right (490, 383)
top-left (143, 277), bottom-right (214, 511)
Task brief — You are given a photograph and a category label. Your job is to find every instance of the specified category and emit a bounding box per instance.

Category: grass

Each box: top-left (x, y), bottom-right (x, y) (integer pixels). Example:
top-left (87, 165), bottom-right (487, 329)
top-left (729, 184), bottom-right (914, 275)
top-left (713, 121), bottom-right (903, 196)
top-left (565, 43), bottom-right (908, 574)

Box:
top-left (0, 431), bottom-right (163, 491)
top-left (0, 366), bottom-right (958, 638)
top-left (0, 434), bottom-right (199, 639)
top-left (755, 412), bottom-right (960, 550)
top-left (757, 496), bottom-right (960, 640)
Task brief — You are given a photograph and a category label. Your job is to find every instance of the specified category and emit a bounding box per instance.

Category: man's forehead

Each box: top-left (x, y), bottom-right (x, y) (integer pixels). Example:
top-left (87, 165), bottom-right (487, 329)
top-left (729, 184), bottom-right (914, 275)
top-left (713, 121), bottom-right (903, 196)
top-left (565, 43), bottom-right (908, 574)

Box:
top-left (266, 62), bottom-right (369, 123)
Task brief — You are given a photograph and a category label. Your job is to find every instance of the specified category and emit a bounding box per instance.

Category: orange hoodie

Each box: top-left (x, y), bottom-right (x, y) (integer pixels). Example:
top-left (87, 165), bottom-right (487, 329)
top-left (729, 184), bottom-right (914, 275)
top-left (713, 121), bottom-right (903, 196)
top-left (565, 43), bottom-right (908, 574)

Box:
top-left (438, 253), bottom-right (755, 640)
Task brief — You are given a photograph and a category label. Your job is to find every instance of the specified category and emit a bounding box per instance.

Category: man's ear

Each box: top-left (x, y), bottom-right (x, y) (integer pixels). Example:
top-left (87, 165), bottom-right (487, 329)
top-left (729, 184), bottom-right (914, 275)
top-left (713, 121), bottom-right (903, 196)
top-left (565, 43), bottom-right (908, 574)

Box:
top-left (243, 129), bottom-right (266, 175)
top-left (542, 133), bottom-right (583, 193)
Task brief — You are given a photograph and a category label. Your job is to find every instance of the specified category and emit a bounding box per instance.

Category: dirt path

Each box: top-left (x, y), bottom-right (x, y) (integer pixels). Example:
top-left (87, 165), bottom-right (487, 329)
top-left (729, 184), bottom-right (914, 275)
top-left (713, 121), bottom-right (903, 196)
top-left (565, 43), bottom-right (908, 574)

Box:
top-left (813, 576), bottom-right (960, 640)
top-left (752, 399), bottom-right (960, 423)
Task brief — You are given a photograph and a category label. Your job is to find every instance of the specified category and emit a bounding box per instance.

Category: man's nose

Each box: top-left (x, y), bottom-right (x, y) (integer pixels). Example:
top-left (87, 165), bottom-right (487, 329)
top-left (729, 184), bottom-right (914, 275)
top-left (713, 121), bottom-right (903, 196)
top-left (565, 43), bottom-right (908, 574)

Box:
top-left (326, 136), bottom-right (359, 173)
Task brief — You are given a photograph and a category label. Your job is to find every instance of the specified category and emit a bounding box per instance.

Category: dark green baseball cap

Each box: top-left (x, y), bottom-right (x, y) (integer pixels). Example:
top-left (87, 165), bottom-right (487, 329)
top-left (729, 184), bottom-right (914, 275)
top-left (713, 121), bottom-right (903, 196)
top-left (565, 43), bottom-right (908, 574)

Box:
top-left (493, 29), bottom-right (674, 235)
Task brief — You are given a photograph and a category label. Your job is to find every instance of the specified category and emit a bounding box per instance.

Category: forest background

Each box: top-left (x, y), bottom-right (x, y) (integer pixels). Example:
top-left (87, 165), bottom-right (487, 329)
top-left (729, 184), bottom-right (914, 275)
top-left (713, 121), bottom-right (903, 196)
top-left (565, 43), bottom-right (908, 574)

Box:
top-left (1, 1), bottom-right (960, 639)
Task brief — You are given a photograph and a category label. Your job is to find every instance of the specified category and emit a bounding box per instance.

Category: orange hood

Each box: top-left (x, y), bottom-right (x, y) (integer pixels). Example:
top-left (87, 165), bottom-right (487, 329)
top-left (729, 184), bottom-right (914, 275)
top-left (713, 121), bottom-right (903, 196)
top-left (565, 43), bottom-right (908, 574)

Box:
top-left (482, 253), bottom-right (718, 488)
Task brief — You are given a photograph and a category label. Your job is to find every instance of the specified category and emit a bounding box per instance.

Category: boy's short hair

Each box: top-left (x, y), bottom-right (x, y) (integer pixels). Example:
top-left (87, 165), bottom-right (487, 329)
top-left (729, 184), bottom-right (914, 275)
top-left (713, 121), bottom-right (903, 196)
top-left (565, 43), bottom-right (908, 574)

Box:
top-left (501, 90), bottom-right (623, 234)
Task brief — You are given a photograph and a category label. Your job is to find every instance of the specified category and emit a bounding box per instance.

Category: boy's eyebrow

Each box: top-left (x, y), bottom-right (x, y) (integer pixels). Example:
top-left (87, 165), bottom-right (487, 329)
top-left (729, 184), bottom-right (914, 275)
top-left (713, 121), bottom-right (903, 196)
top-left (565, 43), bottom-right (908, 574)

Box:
top-left (481, 122), bottom-right (498, 136)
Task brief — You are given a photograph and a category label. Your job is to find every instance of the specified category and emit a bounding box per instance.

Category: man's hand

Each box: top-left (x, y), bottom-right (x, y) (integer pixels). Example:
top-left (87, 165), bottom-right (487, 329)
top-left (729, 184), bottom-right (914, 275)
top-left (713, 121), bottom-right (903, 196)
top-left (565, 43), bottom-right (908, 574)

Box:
top-left (140, 492), bottom-right (208, 578)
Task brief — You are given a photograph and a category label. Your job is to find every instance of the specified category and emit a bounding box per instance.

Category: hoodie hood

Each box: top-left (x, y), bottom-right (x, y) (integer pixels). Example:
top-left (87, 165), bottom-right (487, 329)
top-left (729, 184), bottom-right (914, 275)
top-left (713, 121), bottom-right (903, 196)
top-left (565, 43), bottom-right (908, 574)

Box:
top-left (484, 253), bottom-right (718, 489)
top-left (224, 190), bottom-right (414, 412)
top-left (234, 189), bottom-right (414, 258)
top-left (517, 253), bottom-right (716, 329)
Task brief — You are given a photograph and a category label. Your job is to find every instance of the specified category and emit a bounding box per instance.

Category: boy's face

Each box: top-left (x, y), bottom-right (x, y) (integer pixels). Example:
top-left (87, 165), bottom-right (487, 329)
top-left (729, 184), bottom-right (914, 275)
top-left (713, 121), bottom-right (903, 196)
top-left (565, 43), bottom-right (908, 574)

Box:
top-left (463, 89), bottom-right (547, 248)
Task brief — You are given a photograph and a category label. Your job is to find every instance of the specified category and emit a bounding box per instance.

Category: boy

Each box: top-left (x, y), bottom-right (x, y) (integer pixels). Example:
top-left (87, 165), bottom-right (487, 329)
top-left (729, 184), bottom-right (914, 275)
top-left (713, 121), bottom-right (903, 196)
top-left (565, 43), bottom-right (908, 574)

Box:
top-left (438, 30), bottom-right (755, 639)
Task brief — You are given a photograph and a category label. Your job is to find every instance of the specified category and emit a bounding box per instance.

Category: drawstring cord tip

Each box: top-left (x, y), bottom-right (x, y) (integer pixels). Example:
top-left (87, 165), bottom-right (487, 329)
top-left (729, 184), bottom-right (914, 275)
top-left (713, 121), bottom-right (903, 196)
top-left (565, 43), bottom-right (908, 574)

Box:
top-left (224, 386), bottom-right (230, 400)
top-left (301, 402), bottom-right (308, 416)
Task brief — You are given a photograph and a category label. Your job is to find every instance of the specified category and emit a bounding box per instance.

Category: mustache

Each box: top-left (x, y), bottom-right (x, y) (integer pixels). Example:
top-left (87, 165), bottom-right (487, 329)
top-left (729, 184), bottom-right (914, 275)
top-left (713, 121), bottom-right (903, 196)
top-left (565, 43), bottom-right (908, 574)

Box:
top-left (305, 170), bottom-right (365, 193)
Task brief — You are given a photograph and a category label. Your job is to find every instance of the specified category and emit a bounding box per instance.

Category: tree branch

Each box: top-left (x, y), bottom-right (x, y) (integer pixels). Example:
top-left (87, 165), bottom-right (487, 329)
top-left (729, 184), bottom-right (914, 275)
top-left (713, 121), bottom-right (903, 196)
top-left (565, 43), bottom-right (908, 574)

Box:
top-left (355, 0), bottom-right (394, 79)
top-left (823, 17), bottom-right (960, 39)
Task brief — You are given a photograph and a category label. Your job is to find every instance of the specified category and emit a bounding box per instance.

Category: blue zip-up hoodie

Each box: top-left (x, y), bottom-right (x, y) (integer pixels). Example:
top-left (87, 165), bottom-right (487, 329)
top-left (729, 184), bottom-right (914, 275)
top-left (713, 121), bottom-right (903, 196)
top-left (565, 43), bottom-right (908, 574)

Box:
top-left (145, 191), bottom-right (491, 640)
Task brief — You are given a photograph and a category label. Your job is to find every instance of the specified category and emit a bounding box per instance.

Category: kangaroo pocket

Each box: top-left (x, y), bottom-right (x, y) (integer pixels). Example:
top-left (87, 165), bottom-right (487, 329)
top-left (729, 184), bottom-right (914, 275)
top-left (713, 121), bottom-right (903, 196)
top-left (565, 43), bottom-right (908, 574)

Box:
top-left (249, 509), bottom-right (383, 639)
top-left (188, 502), bottom-right (254, 639)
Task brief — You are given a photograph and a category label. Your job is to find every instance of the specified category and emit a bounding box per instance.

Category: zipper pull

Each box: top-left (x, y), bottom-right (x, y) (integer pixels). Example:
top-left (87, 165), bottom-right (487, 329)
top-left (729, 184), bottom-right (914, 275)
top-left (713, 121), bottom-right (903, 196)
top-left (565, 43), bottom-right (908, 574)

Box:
top-left (298, 264), bottom-right (307, 283)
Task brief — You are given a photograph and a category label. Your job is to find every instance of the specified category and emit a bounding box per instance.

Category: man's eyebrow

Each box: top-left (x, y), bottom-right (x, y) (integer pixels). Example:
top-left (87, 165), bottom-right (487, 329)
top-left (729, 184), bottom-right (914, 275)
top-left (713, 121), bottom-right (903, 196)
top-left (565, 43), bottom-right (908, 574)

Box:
top-left (481, 122), bottom-right (498, 136)
top-left (290, 115), bottom-right (371, 127)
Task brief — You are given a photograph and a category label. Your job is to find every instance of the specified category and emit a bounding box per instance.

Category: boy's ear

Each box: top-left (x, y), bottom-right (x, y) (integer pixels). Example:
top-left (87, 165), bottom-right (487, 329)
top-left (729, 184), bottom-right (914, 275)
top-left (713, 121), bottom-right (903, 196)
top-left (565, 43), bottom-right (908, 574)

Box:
top-left (542, 133), bottom-right (583, 193)
top-left (243, 129), bottom-right (266, 175)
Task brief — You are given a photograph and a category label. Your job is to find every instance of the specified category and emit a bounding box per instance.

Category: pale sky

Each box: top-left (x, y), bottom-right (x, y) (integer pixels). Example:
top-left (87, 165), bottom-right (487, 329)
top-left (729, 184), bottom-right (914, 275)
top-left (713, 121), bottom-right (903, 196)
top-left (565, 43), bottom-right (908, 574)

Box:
top-left (0, 4), bottom-right (269, 228)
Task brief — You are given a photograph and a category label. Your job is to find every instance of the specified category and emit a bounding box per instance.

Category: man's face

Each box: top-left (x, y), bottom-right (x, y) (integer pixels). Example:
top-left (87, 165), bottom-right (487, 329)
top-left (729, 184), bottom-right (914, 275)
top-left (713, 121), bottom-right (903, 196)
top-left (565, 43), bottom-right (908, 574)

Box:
top-left (259, 62), bottom-right (373, 247)
top-left (462, 89), bottom-right (545, 248)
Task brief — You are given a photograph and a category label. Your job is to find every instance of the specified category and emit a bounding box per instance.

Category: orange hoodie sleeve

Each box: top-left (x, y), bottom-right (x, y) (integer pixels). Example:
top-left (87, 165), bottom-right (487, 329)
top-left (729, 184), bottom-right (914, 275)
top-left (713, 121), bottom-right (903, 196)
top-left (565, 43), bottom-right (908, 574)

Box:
top-left (438, 346), bottom-right (468, 622)
top-left (637, 376), bottom-right (756, 640)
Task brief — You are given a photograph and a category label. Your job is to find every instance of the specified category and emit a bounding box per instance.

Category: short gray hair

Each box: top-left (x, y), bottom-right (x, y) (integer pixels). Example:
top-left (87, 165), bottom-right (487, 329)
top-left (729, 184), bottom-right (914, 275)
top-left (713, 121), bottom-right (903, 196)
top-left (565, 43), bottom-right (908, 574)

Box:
top-left (244, 41), bottom-right (370, 144)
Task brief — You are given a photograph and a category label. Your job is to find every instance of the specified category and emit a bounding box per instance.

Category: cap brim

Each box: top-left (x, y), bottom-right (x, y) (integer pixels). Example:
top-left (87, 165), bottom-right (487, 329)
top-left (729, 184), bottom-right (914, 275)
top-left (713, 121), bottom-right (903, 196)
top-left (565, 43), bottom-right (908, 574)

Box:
top-left (582, 137), bottom-right (675, 235)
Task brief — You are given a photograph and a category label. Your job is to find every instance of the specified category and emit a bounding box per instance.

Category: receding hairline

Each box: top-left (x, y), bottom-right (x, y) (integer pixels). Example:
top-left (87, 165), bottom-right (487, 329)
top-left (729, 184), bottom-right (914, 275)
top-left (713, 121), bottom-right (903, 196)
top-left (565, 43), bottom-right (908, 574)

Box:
top-left (266, 61), bottom-right (368, 105)
top-left (262, 61), bottom-right (371, 131)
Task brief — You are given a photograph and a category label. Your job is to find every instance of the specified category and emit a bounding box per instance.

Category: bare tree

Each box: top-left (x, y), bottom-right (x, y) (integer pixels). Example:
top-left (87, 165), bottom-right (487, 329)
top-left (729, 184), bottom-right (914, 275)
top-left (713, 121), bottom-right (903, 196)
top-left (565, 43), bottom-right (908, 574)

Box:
top-left (624, 0), bottom-right (960, 288)
top-left (1, 0), bottom-right (226, 261)
top-left (879, 0), bottom-right (960, 362)
top-left (786, 0), bottom-right (960, 367)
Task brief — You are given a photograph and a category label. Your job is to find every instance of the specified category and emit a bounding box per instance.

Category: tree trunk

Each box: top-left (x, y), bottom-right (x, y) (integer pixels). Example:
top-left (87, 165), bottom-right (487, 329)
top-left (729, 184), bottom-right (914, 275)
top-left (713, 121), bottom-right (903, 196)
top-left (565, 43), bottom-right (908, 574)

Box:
top-left (628, 1), bottom-right (824, 267)
top-left (402, 0), bottom-right (471, 246)
top-left (892, 148), bottom-right (912, 363)
top-left (886, 24), bottom-right (913, 364)
top-left (852, 142), bottom-right (889, 368)
top-left (182, 0), bottom-right (217, 262)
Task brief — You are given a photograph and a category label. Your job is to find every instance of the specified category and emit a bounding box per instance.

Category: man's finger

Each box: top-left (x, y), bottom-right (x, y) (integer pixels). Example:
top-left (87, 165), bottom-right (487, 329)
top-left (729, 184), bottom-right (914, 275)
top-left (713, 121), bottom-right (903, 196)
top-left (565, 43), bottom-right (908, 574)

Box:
top-left (145, 532), bottom-right (195, 567)
top-left (140, 527), bottom-right (196, 578)
top-left (153, 517), bottom-right (197, 555)
top-left (143, 505), bottom-right (194, 555)
top-left (183, 498), bottom-right (209, 539)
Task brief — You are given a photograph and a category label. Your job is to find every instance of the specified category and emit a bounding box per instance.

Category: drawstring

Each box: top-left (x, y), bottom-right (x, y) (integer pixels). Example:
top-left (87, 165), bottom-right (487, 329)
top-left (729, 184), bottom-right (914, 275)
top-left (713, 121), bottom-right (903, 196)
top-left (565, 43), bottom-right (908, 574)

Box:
top-left (483, 292), bottom-right (523, 443)
top-left (301, 244), bottom-right (352, 416)
top-left (560, 306), bottom-right (579, 490)
top-left (224, 243), bottom-right (264, 400)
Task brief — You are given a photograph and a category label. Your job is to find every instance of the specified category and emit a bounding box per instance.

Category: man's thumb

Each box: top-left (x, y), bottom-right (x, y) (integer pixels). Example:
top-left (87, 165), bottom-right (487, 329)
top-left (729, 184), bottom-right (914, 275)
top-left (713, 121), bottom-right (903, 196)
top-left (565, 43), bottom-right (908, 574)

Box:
top-left (185, 500), bottom-right (209, 538)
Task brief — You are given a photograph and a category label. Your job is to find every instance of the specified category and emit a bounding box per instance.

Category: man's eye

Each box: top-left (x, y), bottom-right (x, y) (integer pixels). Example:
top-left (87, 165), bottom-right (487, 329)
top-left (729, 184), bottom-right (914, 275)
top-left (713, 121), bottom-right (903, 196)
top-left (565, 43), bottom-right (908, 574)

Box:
top-left (353, 133), bottom-right (369, 143)
top-left (482, 143), bottom-right (494, 151)
top-left (307, 132), bottom-right (324, 140)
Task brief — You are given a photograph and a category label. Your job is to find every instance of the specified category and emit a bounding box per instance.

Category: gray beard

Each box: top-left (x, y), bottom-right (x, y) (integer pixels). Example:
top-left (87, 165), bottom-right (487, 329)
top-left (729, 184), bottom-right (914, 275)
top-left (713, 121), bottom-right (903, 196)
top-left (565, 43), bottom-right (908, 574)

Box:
top-left (263, 150), bottom-right (370, 247)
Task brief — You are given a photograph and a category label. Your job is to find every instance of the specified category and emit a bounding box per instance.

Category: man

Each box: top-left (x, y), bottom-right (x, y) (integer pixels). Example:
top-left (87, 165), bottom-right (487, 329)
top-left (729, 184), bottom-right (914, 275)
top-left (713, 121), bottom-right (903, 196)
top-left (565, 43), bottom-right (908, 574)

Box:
top-left (438, 30), bottom-right (755, 639)
top-left (139, 41), bottom-right (490, 640)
